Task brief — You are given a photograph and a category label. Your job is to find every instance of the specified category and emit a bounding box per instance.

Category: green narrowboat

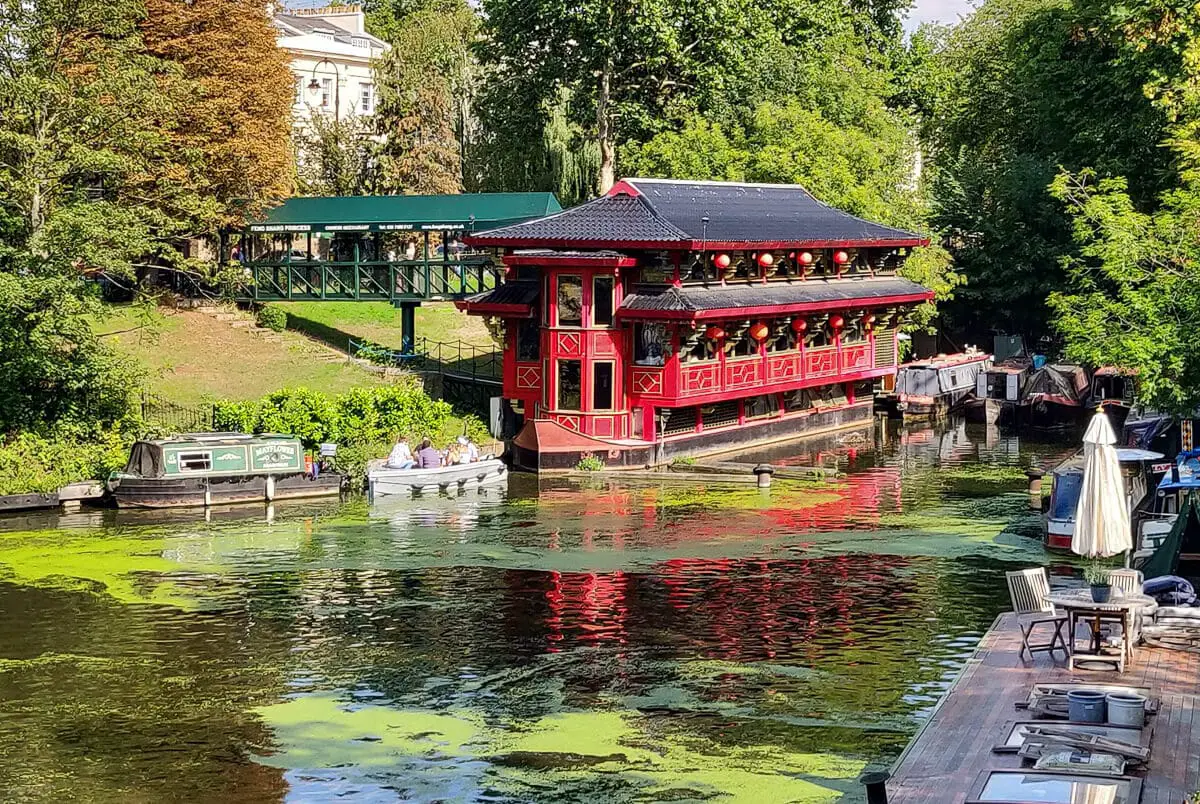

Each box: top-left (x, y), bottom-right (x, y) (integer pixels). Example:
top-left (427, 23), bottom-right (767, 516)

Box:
top-left (109, 433), bottom-right (343, 508)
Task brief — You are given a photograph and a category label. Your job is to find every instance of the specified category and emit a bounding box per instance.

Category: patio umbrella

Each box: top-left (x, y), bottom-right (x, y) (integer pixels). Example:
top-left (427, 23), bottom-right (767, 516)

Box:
top-left (1072, 408), bottom-right (1132, 558)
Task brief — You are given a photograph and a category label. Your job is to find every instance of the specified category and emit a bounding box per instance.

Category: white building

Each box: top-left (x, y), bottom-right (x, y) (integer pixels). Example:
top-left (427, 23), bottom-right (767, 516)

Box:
top-left (274, 4), bottom-right (387, 128)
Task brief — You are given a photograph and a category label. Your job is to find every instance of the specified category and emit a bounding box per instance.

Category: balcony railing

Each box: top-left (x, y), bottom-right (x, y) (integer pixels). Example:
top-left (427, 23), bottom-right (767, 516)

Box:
top-left (239, 256), bottom-right (502, 302)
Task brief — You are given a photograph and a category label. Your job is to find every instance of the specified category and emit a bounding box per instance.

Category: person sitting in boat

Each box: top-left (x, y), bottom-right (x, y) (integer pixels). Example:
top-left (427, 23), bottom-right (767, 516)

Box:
top-left (417, 437), bottom-right (442, 468)
top-left (457, 435), bottom-right (479, 463)
top-left (386, 436), bottom-right (415, 469)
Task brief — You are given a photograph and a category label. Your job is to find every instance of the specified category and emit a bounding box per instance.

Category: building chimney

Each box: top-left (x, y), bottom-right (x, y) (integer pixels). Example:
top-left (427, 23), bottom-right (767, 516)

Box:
top-left (291, 4), bottom-right (365, 34)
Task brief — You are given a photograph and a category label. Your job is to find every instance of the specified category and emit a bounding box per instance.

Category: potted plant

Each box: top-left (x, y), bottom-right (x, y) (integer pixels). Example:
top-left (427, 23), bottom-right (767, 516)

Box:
top-left (1084, 563), bottom-right (1112, 603)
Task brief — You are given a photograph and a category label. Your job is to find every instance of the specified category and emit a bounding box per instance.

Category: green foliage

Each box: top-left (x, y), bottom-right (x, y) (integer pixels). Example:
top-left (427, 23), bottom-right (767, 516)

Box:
top-left (575, 454), bottom-right (605, 472)
top-left (0, 275), bottom-right (141, 434)
top-left (1049, 171), bottom-right (1200, 412)
top-left (255, 304), bottom-right (287, 333)
top-left (927, 0), bottom-right (1178, 340)
top-left (671, 456), bottom-right (697, 466)
top-left (293, 114), bottom-right (380, 196)
top-left (212, 384), bottom-right (486, 481)
top-left (1083, 560), bottom-right (1112, 586)
top-left (0, 429), bottom-right (131, 495)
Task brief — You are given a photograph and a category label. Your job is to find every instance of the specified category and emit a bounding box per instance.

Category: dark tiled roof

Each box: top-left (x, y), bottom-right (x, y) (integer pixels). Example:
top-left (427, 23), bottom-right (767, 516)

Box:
top-left (468, 179), bottom-right (922, 248)
top-left (470, 194), bottom-right (688, 247)
top-left (463, 281), bottom-right (540, 307)
top-left (274, 14), bottom-right (387, 48)
top-left (619, 277), bottom-right (929, 313)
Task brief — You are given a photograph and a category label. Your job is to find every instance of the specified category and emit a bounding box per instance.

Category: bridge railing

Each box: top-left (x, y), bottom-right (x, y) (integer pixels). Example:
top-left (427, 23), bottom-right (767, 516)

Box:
top-left (241, 256), bottom-right (503, 302)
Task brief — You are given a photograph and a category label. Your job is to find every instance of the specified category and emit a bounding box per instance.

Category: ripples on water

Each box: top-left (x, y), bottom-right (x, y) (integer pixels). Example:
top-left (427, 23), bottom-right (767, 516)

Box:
top-left (0, 421), bottom-right (1077, 802)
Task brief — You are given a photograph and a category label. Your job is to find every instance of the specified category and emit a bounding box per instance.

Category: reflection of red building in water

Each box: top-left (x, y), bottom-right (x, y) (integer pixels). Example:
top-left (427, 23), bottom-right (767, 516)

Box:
top-left (458, 179), bottom-right (933, 470)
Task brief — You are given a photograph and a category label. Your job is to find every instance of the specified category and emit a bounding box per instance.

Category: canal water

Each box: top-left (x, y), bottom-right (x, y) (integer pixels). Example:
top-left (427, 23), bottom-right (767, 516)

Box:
top-left (0, 421), bottom-right (1079, 803)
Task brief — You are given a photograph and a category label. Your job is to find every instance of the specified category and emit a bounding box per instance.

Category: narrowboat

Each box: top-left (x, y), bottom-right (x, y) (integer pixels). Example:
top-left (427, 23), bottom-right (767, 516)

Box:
top-left (109, 433), bottom-right (343, 508)
top-left (1044, 447), bottom-right (1166, 552)
top-left (1132, 450), bottom-right (1200, 577)
top-left (1090, 367), bottom-right (1138, 430)
top-left (959, 362), bottom-right (1030, 425)
top-left (367, 458), bottom-right (508, 500)
top-left (1016, 363), bottom-right (1090, 430)
top-left (876, 350), bottom-right (992, 419)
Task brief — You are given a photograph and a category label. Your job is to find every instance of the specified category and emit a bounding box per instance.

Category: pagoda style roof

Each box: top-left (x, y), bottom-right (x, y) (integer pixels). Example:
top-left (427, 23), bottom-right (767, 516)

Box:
top-left (618, 277), bottom-right (932, 320)
top-left (466, 179), bottom-right (925, 250)
top-left (455, 281), bottom-right (540, 316)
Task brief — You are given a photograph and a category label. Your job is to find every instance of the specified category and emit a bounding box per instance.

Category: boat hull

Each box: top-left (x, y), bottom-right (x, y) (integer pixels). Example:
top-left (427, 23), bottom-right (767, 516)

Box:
top-left (368, 460), bottom-right (508, 498)
top-left (112, 473), bottom-right (343, 509)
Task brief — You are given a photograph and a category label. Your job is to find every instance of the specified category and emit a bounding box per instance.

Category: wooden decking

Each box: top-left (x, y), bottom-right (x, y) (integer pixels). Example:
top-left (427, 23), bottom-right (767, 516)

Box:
top-left (888, 612), bottom-right (1200, 804)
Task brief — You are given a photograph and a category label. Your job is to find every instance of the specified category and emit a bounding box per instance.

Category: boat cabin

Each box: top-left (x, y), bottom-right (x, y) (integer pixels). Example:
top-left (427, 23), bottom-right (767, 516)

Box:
top-left (1090, 367), bottom-right (1137, 409)
top-left (457, 178), bottom-right (933, 470)
top-left (881, 351), bottom-right (991, 418)
top-left (124, 433), bottom-right (306, 478)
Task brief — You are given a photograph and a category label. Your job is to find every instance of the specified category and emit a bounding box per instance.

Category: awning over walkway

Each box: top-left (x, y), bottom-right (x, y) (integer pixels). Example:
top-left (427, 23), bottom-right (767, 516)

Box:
top-left (247, 193), bottom-right (563, 234)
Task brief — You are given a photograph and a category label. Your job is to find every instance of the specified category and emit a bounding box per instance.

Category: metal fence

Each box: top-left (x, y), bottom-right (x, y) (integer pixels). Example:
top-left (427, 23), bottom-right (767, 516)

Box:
top-left (140, 392), bottom-right (214, 434)
top-left (349, 337), bottom-right (503, 382)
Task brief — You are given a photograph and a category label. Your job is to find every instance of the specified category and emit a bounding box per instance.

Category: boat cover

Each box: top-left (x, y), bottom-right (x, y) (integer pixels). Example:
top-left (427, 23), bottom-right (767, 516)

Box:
top-left (1024, 364), bottom-right (1089, 406)
top-left (124, 442), bottom-right (165, 478)
top-left (1140, 494), bottom-right (1200, 579)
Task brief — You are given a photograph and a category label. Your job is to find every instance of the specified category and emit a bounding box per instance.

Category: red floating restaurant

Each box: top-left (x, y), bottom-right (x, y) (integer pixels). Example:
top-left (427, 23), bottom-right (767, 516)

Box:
top-left (458, 179), bottom-right (933, 470)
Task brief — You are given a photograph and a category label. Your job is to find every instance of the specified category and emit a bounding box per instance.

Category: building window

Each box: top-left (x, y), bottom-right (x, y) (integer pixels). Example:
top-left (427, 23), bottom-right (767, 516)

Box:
top-left (321, 77), bottom-right (333, 109)
top-left (517, 317), bottom-right (540, 361)
top-left (556, 275), bottom-right (583, 326)
top-left (177, 452), bottom-right (212, 473)
top-left (592, 275), bottom-right (614, 326)
top-left (634, 322), bottom-right (668, 366)
top-left (593, 363), bottom-right (614, 410)
top-left (294, 75), bottom-right (303, 105)
top-left (557, 360), bottom-right (581, 410)
top-left (359, 82), bottom-right (374, 114)
top-left (746, 394), bottom-right (780, 419)
top-left (351, 36), bottom-right (368, 48)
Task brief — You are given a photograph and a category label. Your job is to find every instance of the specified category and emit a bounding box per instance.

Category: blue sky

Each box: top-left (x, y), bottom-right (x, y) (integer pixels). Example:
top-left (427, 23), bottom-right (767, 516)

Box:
top-left (905, 0), bottom-right (977, 30)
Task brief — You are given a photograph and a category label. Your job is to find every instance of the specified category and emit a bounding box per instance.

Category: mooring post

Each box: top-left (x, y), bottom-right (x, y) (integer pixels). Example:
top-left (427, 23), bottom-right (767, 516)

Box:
top-left (1025, 467), bottom-right (1045, 509)
top-left (860, 770), bottom-right (890, 804)
top-left (753, 464), bottom-right (774, 489)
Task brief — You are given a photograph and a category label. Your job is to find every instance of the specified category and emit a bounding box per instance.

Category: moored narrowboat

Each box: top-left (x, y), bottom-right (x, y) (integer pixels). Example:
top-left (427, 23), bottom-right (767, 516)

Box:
top-left (959, 362), bottom-right (1030, 425)
top-left (109, 433), bottom-right (343, 508)
top-left (1016, 363), bottom-right (1090, 430)
top-left (1090, 366), bottom-right (1138, 430)
top-left (1044, 447), bottom-right (1166, 552)
top-left (877, 350), bottom-right (992, 419)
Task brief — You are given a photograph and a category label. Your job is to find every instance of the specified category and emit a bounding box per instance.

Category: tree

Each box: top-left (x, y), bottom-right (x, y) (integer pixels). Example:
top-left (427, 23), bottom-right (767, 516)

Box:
top-left (1049, 172), bottom-right (1200, 412)
top-left (295, 114), bottom-right (381, 196)
top-left (926, 0), bottom-right (1175, 342)
top-left (140, 0), bottom-right (294, 230)
top-left (373, 1), bottom-right (475, 194)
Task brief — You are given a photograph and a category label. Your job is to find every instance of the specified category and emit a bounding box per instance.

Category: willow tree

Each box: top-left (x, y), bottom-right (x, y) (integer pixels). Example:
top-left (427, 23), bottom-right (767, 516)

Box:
top-left (373, 1), bottom-right (475, 194)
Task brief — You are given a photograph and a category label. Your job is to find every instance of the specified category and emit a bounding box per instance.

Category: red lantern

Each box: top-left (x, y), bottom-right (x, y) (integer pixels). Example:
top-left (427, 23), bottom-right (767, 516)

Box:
top-left (757, 252), bottom-right (774, 268)
top-left (829, 314), bottom-right (845, 330)
top-left (714, 253), bottom-right (732, 269)
top-left (705, 325), bottom-right (725, 340)
top-left (798, 251), bottom-right (814, 266)
top-left (864, 313), bottom-right (877, 330)
top-left (791, 317), bottom-right (807, 333)
top-left (834, 250), bottom-right (850, 265)
top-left (750, 322), bottom-right (769, 341)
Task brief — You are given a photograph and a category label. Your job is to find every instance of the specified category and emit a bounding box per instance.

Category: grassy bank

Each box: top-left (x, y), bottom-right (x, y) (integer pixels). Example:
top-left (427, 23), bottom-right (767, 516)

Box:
top-left (276, 301), bottom-right (494, 352)
top-left (95, 305), bottom-right (387, 405)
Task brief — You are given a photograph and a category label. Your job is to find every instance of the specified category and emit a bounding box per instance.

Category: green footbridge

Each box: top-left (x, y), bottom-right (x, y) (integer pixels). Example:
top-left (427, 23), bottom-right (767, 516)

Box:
top-left (233, 192), bottom-right (561, 350)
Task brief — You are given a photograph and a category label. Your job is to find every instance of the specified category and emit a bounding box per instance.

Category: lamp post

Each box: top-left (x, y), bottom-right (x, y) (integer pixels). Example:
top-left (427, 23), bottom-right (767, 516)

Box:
top-left (307, 58), bottom-right (341, 122)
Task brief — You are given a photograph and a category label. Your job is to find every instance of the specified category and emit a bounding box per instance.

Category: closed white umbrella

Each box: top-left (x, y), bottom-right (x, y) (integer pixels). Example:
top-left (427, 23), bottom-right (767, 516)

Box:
top-left (1072, 408), bottom-right (1132, 557)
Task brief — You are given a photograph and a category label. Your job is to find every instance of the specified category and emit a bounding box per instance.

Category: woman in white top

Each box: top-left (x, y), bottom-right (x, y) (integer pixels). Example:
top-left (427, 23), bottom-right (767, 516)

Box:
top-left (386, 437), bottom-right (415, 469)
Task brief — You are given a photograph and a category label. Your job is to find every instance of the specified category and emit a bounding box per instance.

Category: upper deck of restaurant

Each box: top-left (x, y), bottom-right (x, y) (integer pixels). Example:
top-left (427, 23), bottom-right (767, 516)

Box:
top-left (888, 612), bottom-right (1199, 804)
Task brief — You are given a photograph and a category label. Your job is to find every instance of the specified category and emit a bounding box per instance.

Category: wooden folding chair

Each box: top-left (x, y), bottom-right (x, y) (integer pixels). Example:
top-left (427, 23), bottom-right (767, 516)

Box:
top-left (1006, 568), bottom-right (1069, 661)
top-left (1109, 568), bottom-right (1143, 597)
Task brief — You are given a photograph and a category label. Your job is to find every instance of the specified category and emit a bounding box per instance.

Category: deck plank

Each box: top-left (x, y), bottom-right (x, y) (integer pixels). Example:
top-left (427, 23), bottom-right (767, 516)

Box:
top-left (888, 612), bottom-right (1198, 804)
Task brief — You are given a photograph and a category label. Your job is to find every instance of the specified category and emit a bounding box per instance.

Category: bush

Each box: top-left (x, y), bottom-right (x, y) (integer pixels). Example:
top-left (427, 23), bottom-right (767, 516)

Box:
top-left (575, 453), bottom-right (605, 472)
top-left (212, 384), bottom-right (488, 484)
top-left (0, 429), bottom-right (131, 495)
top-left (255, 304), bottom-right (287, 332)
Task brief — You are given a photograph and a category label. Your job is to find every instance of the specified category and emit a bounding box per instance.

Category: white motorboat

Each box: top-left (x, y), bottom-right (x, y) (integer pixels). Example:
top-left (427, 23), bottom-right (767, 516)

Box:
top-left (367, 457), bottom-right (508, 499)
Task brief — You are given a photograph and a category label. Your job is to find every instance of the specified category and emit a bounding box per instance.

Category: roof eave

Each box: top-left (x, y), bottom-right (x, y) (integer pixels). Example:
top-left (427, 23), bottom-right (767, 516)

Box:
top-left (463, 236), bottom-right (689, 250)
top-left (688, 238), bottom-right (928, 250)
top-left (615, 290), bottom-right (935, 321)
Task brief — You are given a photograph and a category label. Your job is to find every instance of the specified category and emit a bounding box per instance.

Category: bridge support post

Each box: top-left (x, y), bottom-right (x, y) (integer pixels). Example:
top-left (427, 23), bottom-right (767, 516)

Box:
top-left (400, 302), bottom-right (418, 354)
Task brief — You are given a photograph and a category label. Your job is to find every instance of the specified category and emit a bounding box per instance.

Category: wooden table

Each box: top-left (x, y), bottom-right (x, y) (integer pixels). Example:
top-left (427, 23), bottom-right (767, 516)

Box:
top-left (1044, 589), bottom-right (1157, 671)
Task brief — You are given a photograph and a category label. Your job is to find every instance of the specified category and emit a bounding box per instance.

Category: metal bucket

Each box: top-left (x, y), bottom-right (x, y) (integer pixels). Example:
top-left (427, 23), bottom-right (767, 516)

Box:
top-left (1067, 690), bottom-right (1107, 723)
top-left (1106, 693), bottom-right (1146, 728)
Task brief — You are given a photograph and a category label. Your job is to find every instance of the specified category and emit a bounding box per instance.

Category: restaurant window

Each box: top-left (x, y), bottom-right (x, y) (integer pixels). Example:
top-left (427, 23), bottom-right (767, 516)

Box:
top-left (557, 360), bottom-right (581, 410)
top-left (177, 452), bottom-right (212, 472)
top-left (592, 276), bottom-right (614, 326)
top-left (556, 275), bottom-right (583, 326)
top-left (517, 317), bottom-right (540, 361)
top-left (746, 394), bottom-right (779, 419)
top-left (634, 322), bottom-right (668, 366)
top-left (593, 363), bottom-right (614, 410)
top-left (732, 329), bottom-right (757, 357)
